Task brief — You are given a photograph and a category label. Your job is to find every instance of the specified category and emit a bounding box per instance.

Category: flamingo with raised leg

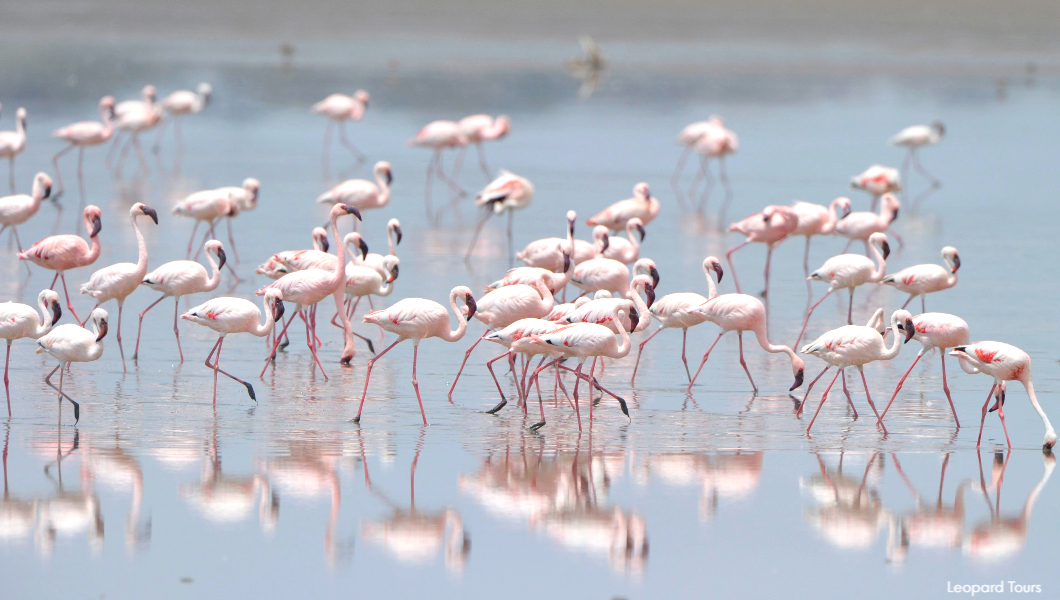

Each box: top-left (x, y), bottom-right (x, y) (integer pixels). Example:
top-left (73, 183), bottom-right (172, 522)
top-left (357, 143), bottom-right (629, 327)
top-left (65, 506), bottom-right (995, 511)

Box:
top-left (312, 90), bottom-right (369, 168)
top-left (587, 183), bottom-right (660, 231)
top-left (409, 120), bottom-right (467, 216)
top-left (52, 96), bottom-right (115, 201)
top-left (35, 307), bottom-right (110, 423)
top-left (315, 161), bottom-right (392, 222)
top-left (465, 170), bottom-right (534, 263)
top-left (851, 165), bottom-right (901, 211)
top-left (454, 114), bottom-right (511, 181)
top-left (18, 205), bottom-right (103, 324)
top-left (0, 172), bottom-right (53, 268)
top-left (726, 205), bottom-right (799, 297)
top-left (0, 290), bottom-right (61, 416)
top-left (0, 106), bottom-right (27, 193)
top-left (882, 246), bottom-right (959, 312)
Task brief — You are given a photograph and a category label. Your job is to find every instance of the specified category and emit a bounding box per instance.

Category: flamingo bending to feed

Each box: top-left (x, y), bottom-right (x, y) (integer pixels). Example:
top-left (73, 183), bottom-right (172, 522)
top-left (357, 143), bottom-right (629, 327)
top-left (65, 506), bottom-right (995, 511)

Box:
top-left (0, 106), bottom-right (27, 193)
top-left (795, 232), bottom-right (890, 348)
top-left (35, 307), bottom-right (110, 423)
top-left (851, 165), bottom-right (901, 211)
top-left (0, 172), bottom-right (54, 268)
top-left (890, 121), bottom-right (944, 200)
top-left (154, 83), bottom-right (212, 161)
top-left (465, 170), bottom-right (534, 263)
top-left (312, 90), bottom-right (370, 167)
top-left (600, 218), bottom-right (645, 264)
top-left (835, 193), bottom-right (901, 255)
top-left (315, 161), bottom-right (392, 223)
top-left (949, 342), bottom-right (1057, 450)
top-left (877, 312), bottom-right (970, 428)
top-left (0, 290), bottom-right (62, 416)
top-left (408, 120), bottom-right (468, 216)
top-left (52, 96), bottom-right (115, 201)
top-left (134, 239), bottom-right (227, 362)
top-left (587, 182), bottom-right (660, 231)
top-left (791, 197), bottom-right (852, 276)
top-left (687, 121), bottom-right (739, 216)
top-left (799, 309), bottom-right (915, 433)
top-left (881, 246), bottom-right (959, 313)
top-left (79, 203), bottom-right (159, 372)
top-left (355, 286), bottom-right (478, 425)
top-left (454, 114), bottom-right (511, 181)
top-left (18, 205), bottom-right (103, 324)
top-left (726, 205), bottom-right (799, 297)
top-left (182, 289), bottom-right (284, 404)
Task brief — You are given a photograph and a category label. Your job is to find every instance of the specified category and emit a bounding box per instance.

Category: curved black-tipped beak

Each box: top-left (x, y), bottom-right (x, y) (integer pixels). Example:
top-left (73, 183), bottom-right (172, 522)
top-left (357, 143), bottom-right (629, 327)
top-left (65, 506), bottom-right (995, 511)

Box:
top-left (394, 225), bottom-right (403, 245)
top-left (903, 318), bottom-right (915, 343)
top-left (358, 239), bottom-right (369, 260)
top-left (890, 207), bottom-right (899, 223)
top-left (320, 236), bottom-right (330, 253)
top-left (952, 254), bottom-right (960, 273)
top-left (644, 283), bottom-right (655, 308)
top-left (43, 183), bottom-right (52, 200)
top-left (272, 298), bottom-right (285, 321)
top-left (465, 293), bottom-right (477, 321)
top-left (842, 204), bottom-right (851, 219)
top-left (568, 217), bottom-right (576, 236)
top-left (563, 252), bottom-right (571, 273)
top-left (50, 301), bottom-right (62, 326)
top-left (600, 233), bottom-right (609, 253)
top-left (881, 241), bottom-right (891, 260)
top-left (636, 223), bottom-right (646, 242)
top-left (388, 264), bottom-right (399, 282)
top-left (712, 262), bottom-right (724, 283)
top-left (141, 205), bottom-right (159, 224)
top-left (385, 170), bottom-right (393, 186)
top-left (649, 266), bottom-right (660, 289)
top-left (89, 215), bottom-right (102, 238)
top-left (96, 319), bottom-right (109, 342)
top-left (215, 247), bottom-right (227, 270)
top-left (342, 205), bottom-right (362, 220)
top-left (790, 368), bottom-right (805, 391)
top-left (628, 305), bottom-right (641, 332)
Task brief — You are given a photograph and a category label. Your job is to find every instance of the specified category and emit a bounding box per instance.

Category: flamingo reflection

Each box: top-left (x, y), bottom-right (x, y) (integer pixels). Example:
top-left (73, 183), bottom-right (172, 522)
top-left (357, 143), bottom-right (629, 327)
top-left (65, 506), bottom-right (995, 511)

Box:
top-left (80, 437), bottom-right (151, 553)
top-left (964, 451), bottom-right (1054, 561)
top-left (34, 429), bottom-right (105, 557)
top-left (180, 428), bottom-right (277, 531)
top-left (635, 451), bottom-right (763, 521)
top-left (800, 452), bottom-right (895, 551)
top-left (1, 425), bottom-right (37, 545)
top-left (886, 453), bottom-right (968, 563)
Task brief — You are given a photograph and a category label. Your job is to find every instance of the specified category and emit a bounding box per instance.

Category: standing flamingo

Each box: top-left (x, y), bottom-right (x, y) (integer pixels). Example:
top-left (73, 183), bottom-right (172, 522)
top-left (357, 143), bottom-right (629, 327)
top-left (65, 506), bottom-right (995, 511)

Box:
top-left (173, 178), bottom-right (258, 262)
top-left (877, 312), bottom-right (970, 428)
top-left (79, 203), bottom-right (158, 372)
top-left (516, 211), bottom-right (577, 270)
top-left (363, 218), bottom-right (402, 278)
top-left (354, 286), bottom-right (477, 425)
top-left (315, 161), bottom-right (392, 223)
top-left (600, 218), bottom-right (645, 264)
top-left (891, 121), bottom-right (944, 205)
top-left (587, 183), bottom-right (660, 231)
top-left (111, 90), bottom-right (161, 177)
top-left (0, 290), bottom-right (62, 416)
top-left (0, 106), bottom-right (27, 193)
top-left (106, 86), bottom-right (155, 169)
top-left (881, 246), bottom-right (959, 312)
top-left (454, 114), bottom-right (511, 181)
top-left (408, 121), bottom-right (467, 216)
top-left (851, 165), bottom-right (901, 211)
top-left (465, 170), bottom-right (534, 262)
top-left (134, 239), bottom-right (227, 362)
top-left (481, 318), bottom-right (577, 422)
top-left (182, 289), bottom-right (284, 404)
top-left (795, 232), bottom-right (890, 348)
top-left (799, 309), bottom-right (915, 433)
top-left (216, 178), bottom-right (260, 264)
top-left (18, 205), bottom-right (103, 324)
top-left (726, 205), bottom-right (799, 297)
top-left (312, 90), bottom-right (370, 168)
top-left (949, 342), bottom-right (1057, 450)
top-left (487, 251), bottom-right (573, 296)
top-left (52, 96), bottom-right (115, 201)
top-left (791, 197), bottom-right (852, 277)
top-left (272, 230), bottom-right (360, 274)
top-left (154, 83), bottom-right (212, 164)
top-left (0, 172), bottom-right (54, 267)
top-left (835, 193), bottom-right (901, 254)
top-left (672, 117), bottom-right (724, 201)
top-left (564, 275), bottom-right (654, 334)
top-left (687, 121), bottom-right (739, 217)
top-left (35, 307), bottom-right (110, 423)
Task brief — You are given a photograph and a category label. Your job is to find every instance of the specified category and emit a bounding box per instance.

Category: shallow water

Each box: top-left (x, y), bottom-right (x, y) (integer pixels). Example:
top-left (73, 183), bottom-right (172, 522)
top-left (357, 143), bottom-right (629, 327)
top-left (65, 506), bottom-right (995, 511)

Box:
top-left (1, 38), bottom-right (1059, 598)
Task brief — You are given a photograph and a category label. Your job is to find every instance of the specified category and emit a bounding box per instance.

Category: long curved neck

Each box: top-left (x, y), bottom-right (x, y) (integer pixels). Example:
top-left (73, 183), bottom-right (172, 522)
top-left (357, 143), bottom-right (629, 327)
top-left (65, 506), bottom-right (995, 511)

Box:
top-left (825, 200), bottom-right (841, 233)
top-left (100, 106), bottom-right (113, 131)
top-left (943, 256), bottom-right (958, 287)
top-left (629, 283), bottom-right (651, 332)
top-left (376, 172), bottom-right (390, 206)
top-left (372, 276), bottom-right (394, 297)
top-left (556, 253), bottom-right (575, 287)
top-left (32, 296), bottom-right (54, 338)
top-left (83, 218), bottom-right (102, 265)
top-left (869, 241), bottom-right (886, 281)
top-left (566, 221), bottom-right (574, 256)
top-left (1023, 381), bottom-right (1056, 446)
top-left (442, 291), bottom-right (469, 342)
top-left (1019, 443), bottom-right (1054, 524)
top-left (533, 278), bottom-right (553, 312)
top-left (626, 222), bottom-right (640, 252)
top-left (203, 249), bottom-right (222, 292)
top-left (752, 324), bottom-right (798, 364)
top-left (131, 214), bottom-right (149, 277)
top-left (328, 214), bottom-right (346, 291)
top-left (251, 298), bottom-right (277, 337)
top-left (609, 316), bottom-right (632, 359)
top-left (880, 315), bottom-right (903, 360)
top-left (16, 115), bottom-right (25, 137)
top-left (703, 267), bottom-right (719, 300)
top-left (387, 225), bottom-right (397, 256)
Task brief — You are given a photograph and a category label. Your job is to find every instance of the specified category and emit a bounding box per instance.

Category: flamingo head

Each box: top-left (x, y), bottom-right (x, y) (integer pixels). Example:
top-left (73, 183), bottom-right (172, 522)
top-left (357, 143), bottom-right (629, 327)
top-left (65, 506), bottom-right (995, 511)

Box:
top-left (942, 246), bottom-right (960, 272)
top-left (384, 256), bottom-right (400, 283)
top-left (357, 237), bottom-right (369, 260)
top-left (594, 226), bottom-right (610, 253)
top-left (493, 115), bottom-right (512, 138)
top-left (704, 256), bottom-right (724, 283)
top-left (84, 205), bottom-right (103, 238)
top-left (197, 82), bottom-right (213, 104)
top-left (562, 251), bottom-right (572, 274)
top-left (629, 217), bottom-right (646, 241)
top-left (464, 292), bottom-right (477, 321)
top-left (90, 308), bottom-right (109, 342)
top-left (243, 178), bottom-right (261, 206)
top-left (834, 196), bottom-right (852, 219)
top-left (333, 203), bottom-right (362, 222)
top-left (566, 210), bottom-right (577, 236)
top-left (142, 85), bottom-right (158, 103)
top-left (264, 288), bottom-right (285, 321)
top-left (132, 202), bottom-right (159, 224)
top-left (38, 289), bottom-right (62, 325)
top-left (98, 95), bottom-right (116, 115)
top-left (312, 227), bottom-right (329, 252)
top-left (354, 90), bottom-right (370, 107)
top-left (932, 120), bottom-right (946, 136)
top-left (388, 218), bottom-right (402, 244)
top-left (205, 240), bottom-right (226, 269)
top-left (374, 161), bottom-right (392, 186)
top-left (892, 310), bottom-right (915, 343)
top-left (869, 232), bottom-right (890, 260)
top-left (33, 172), bottom-right (53, 201)
top-left (16, 107), bottom-right (26, 130)
top-left (633, 182), bottom-right (651, 201)
top-left (790, 355), bottom-right (806, 391)
top-left (628, 303), bottom-right (641, 332)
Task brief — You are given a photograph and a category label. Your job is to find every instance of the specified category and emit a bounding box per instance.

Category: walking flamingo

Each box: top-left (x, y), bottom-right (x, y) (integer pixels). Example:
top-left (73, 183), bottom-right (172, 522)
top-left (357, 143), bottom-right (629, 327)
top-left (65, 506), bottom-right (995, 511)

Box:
top-left (687, 121), bottom-right (739, 217)
top-left (877, 312), bottom-right (970, 428)
top-left (795, 232), bottom-right (890, 348)
top-left (35, 307), bottom-right (110, 423)
top-left (587, 183), bottom-right (660, 231)
top-left (791, 197), bottom-right (852, 277)
top-left (564, 274), bottom-right (654, 334)
top-left (0, 106), bottom-right (27, 193)
top-left (465, 170), bottom-right (535, 262)
top-left (600, 218), bottom-right (645, 264)
top-left (672, 117), bottom-right (724, 201)
top-left (454, 114), bottom-right (511, 181)
top-left (312, 90), bottom-right (370, 168)
top-left (835, 193), bottom-right (901, 254)
top-left (0, 290), bottom-right (62, 416)
top-left (315, 161), bottom-right (392, 223)
top-left (0, 172), bottom-right (54, 268)
top-left (881, 246), bottom-right (960, 312)
top-left (851, 165), bottom-right (901, 211)
top-left (354, 286), bottom-right (478, 425)
top-left (516, 211), bottom-right (577, 270)
top-left (799, 309), bottom-right (915, 433)
top-left (154, 83), bottom-right (212, 163)
top-left (18, 205), bottom-right (104, 324)
top-left (133, 239), bottom-right (227, 362)
top-left (106, 86), bottom-right (155, 169)
top-left (173, 178), bottom-right (258, 263)
top-left (726, 205), bottom-right (799, 297)
top-left (216, 178), bottom-right (260, 264)
top-left (79, 203), bottom-right (159, 372)
top-left (891, 121), bottom-right (944, 205)
top-left (481, 317), bottom-right (577, 422)
top-left (52, 96), bottom-right (115, 201)
top-left (949, 342), bottom-right (1057, 450)
top-left (111, 89), bottom-right (161, 177)
top-left (182, 289), bottom-right (284, 404)
top-left (409, 120), bottom-right (468, 216)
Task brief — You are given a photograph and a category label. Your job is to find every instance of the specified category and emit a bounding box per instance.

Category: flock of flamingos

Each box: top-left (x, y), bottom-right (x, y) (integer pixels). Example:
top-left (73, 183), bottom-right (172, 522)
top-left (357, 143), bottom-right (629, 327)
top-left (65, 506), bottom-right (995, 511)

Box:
top-left (0, 85), bottom-right (1054, 452)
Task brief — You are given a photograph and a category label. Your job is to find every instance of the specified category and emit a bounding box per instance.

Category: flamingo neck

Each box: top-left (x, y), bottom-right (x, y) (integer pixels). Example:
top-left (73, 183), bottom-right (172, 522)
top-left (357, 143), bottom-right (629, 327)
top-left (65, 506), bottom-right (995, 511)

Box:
top-left (703, 266), bottom-right (719, 300)
top-left (329, 218), bottom-right (357, 360)
top-left (869, 241), bottom-right (887, 281)
top-left (376, 172), bottom-right (390, 207)
top-left (328, 214), bottom-right (347, 292)
top-left (443, 290), bottom-right (469, 342)
top-left (610, 317), bottom-right (632, 359)
top-left (32, 295), bottom-right (54, 338)
top-left (84, 226), bottom-right (102, 266)
top-left (203, 249), bottom-right (222, 292)
top-left (626, 222), bottom-right (640, 252)
top-left (943, 256), bottom-right (958, 287)
top-left (533, 278), bottom-right (554, 312)
top-left (825, 200), bottom-right (841, 233)
top-left (387, 225), bottom-right (397, 256)
top-left (881, 314), bottom-right (903, 360)
top-left (16, 116), bottom-right (25, 137)
top-left (131, 213), bottom-right (149, 277)
top-left (252, 297), bottom-right (277, 337)
top-left (373, 275), bottom-right (395, 297)
top-left (629, 282), bottom-right (651, 333)
top-left (100, 106), bottom-right (113, 132)
top-left (565, 220), bottom-right (575, 257)
top-left (1023, 381), bottom-right (1056, 447)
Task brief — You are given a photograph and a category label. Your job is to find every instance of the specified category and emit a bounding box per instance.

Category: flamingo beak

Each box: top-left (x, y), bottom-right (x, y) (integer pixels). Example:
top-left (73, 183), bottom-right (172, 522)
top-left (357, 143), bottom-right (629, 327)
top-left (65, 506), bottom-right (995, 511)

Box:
top-left (952, 254), bottom-right (960, 273)
top-left (903, 318), bottom-right (915, 343)
top-left (881, 241), bottom-right (891, 260)
top-left (388, 264), bottom-right (399, 283)
top-left (563, 252), bottom-right (571, 273)
top-left (644, 283), bottom-right (655, 308)
top-left (89, 215), bottom-right (102, 238)
top-left (790, 368), bottom-right (805, 391)
top-left (342, 204), bottom-right (362, 220)
top-left (215, 247), bottom-right (227, 270)
top-left (43, 183), bottom-right (52, 200)
top-left (465, 294), bottom-right (477, 321)
top-left (394, 224), bottom-right (403, 245)
top-left (628, 305), bottom-right (641, 332)
top-left (890, 207), bottom-right (899, 223)
top-left (273, 299), bottom-right (285, 321)
top-left (600, 233), bottom-right (610, 253)
top-left (712, 262), bottom-right (724, 283)
top-left (141, 205), bottom-right (159, 224)
top-left (358, 239), bottom-right (369, 260)
top-left (568, 217), bottom-right (576, 236)
top-left (96, 319), bottom-right (109, 342)
top-left (649, 266), bottom-right (660, 288)
top-left (842, 204), bottom-right (851, 219)
top-left (50, 301), bottom-right (62, 326)
top-left (636, 223), bottom-right (646, 241)
top-left (761, 212), bottom-right (771, 222)
top-left (320, 236), bottom-right (330, 253)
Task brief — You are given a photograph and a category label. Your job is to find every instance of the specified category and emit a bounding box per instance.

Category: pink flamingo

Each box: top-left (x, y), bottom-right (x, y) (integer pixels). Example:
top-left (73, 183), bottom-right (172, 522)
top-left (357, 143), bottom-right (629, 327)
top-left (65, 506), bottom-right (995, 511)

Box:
top-left (363, 218), bottom-right (402, 278)
top-left (881, 246), bottom-right (959, 313)
top-left (182, 289), bottom-right (284, 404)
top-left (891, 121), bottom-right (944, 204)
top-left (949, 342), bottom-right (1057, 450)
top-left (18, 205), bottom-right (103, 324)
top-left (487, 251), bottom-right (573, 296)
top-left (408, 120), bottom-right (468, 216)
top-left (835, 193), bottom-right (901, 254)
top-left (111, 88), bottom-right (161, 177)
top-left (79, 203), bottom-right (158, 372)
top-left (587, 183), bottom-right (660, 231)
top-left (454, 114), bottom-right (511, 181)
top-left (465, 170), bottom-right (535, 262)
top-left (564, 274), bottom-right (654, 333)
top-left (52, 96), bottom-right (115, 201)
top-left (0, 172), bottom-right (54, 270)
top-left (799, 308), bottom-right (915, 433)
top-left (726, 205), bottom-right (799, 297)
top-left (481, 317), bottom-right (570, 419)
top-left (260, 227), bottom-right (328, 272)
top-left (877, 312), bottom-right (970, 428)
top-left (795, 232), bottom-right (890, 348)
top-left (570, 256), bottom-right (658, 298)
top-left (672, 117), bottom-right (724, 201)
top-left (257, 204), bottom-right (363, 378)
top-left (336, 255), bottom-right (399, 325)
top-left (173, 178), bottom-right (258, 264)
top-left (546, 296), bottom-right (592, 321)
top-left (0, 290), bottom-right (61, 416)
top-left (600, 218), bottom-right (645, 264)
top-left (134, 239), bottom-right (227, 362)
top-left (0, 106), bottom-right (27, 193)
top-left (105, 86), bottom-right (154, 168)
top-left (851, 165), bottom-right (901, 211)
top-left (687, 121), bottom-right (739, 217)
top-left (312, 90), bottom-right (370, 168)
top-left (354, 286), bottom-right (478, 425)
top-left (791, 197), bottom-right (852, 277)
top-left (35, 307), bottom-right (110, 423)
top-left (516, 211), bottom-right (577, 270)
top-left (214, 178), bottom-right (260, 264)
top-left (273, 231), bottom-right (366, 274)
top-left (154, 83), bottom-right (211, 164)
top-left (315, 161), bottom-right (392, 223)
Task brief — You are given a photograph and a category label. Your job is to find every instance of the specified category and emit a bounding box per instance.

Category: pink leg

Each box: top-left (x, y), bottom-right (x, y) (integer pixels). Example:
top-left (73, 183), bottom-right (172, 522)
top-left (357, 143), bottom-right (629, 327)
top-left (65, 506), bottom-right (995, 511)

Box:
top-left (794, 288), bottom-right (833, 349)
top-left (976, 383), bottom-right (997, 447)
top-left (58, 273), bottom-right (82, 325)
top-left (206, 335), bottom-right (255, 401)
top-left (726, 240), bottom-right (750, 294)
top-left (996, 399), bottom-right (1012, 449)
top-left (261, 307), bottom-right (300, 378)
top-left (762, 244), bottom-right (773, 297)
top-left (44, 364), bottom-right (79, 421)
top-left (631, 324), bottom-right (664, 383)
top-left (173, 298), bottom-right (184, 362)
top-left (737, 332), bottom-right (757, 392)
top-left (878, 351), bottom-right (923, 425)
top-left (424, 151), bottom-right (437, 218)
top-left (226, 218), bottom-right (241, 265)
top-left (185, 220), bottom-right (201, 258)
top-left (901, 293), bottom-right (916, 310)
top-left (116, 300), bottom-right (127, 373)
top-left (448, 330), bottom-right (487, 399)
top-left (133, 294), bottom-right (166, 360)
top-left (847, 288), bottom-right (854, 325)
top-left (299, 309), bottom-right (329, 379)
top-left (4, 341), bottom-right (10, 418)
top-left (841, 371), bottom-right (857, 417)
top-left (353, 338), bottom-right (405, 423)
top-left (571, 362), bottom-right (584, 431)
top-left (587, 358), bottom-right (597, 427)
top-left (485, 350), bottom-right (512, 413)
top-left (807, 369), bottom-right (844, 433)
top-left (687, 332), bottom-right (725, 392)
top-left (921, 295), bottom-right (926, 314)
top-left (858, 367), bottom-right (886, 434)
top-left (411, 343), bottom-right (427, 426)
top-left (940, 352), bottom-right (960, 426)
top-left (797, 366), bottom-right (831, 416)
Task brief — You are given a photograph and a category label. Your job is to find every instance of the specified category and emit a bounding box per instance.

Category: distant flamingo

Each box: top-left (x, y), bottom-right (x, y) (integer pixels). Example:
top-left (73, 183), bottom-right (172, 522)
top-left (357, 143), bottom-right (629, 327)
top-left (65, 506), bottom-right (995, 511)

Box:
top-left (315, 161), bottom-right (392, 223)
top-left (111, 88), bottom-right (161, 177)
top-left (799, 309), bottom-right (915, 433)
top-left (851, 165), bottom-right (901, 211)
top-left (795, 232), bottom-right (890, 348)
top-left (134, 239), bottom-right (226, 362)
top-left (891, 121), bottom-right (944, 204)
top-left (106, 86), bottom-right (156, 171)
top-left (950, 342), bottom-right (1057, 449)
top-left (882, 246), bottom-right (959, 313)
top-left (791, 197), bottom-right (852, 277)
top-left (600, 218), bottom-right (645, 264)
top-left (79, 203), bottom-right (159, 372)
top-left (726, 205), bottom-right (799, 297)
top-left (18, 205), bottom-right (103, 324)
top-left (0, 106), bottom-right (27, 193)
top-left (173, 178), bottom-right (258, 263)
top-left (408, 120), bottom-right (468, 216)
top-left (0, 172), bottom-right (54, 269)
top-left (587, 183), bottom-right (660, 231)
top-left (215, 178), bottom-right (260, 264)
top-left (0, 290), bottom-right (61, 416)
top-left (672, 117), bottom-right (724, 204)
top-left (354, 286), bottom-right (478, 425)
top-left (52, 96), bottom-right (115, 201)
top-left (465, 170), bottom-right (535, 262)
top-left (312, 90), bottom-right (370, 168)
top-left (454, 114), bottom-right (511, 181)
top-left (154, 83), bottom-right (212, 164)
top-left (687, 120), bottom-right (738, 217)
top-left (35, 307), bottom-right (110, 423)
top-left (835, 193), bottom-right (901, 254)
top-left (516, 211), bottom-right (577, 271)
top-left (363, 218), bottom-right (402, 278)
top-left (182, 289), bottom-right (284, 404)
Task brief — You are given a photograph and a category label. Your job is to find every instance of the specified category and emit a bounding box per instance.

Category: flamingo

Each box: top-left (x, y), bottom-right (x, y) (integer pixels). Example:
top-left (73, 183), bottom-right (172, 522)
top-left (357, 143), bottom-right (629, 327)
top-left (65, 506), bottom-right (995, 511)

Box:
top-left (154, 82), bottom-right (212, 163)
top-left (546, 296), bottom-right (592, 321)
top-left (465, 170), bottom-right (534, 263)
top-left (851, 165), bottom-right (901, 211)
top-left (795, 232), bottom-right (891, 348)
top-left (454, 114), bottom-right (511, 181)
top-left (52, 96), bottom-right (115, 201)
top-left (258, 204), bottom-right (363, 378)
top-left (963, 451), bottom-right (1054, 561)
top-left (600, 218), bottom-right (645, 264)
top-left (481, 317), bottom-right (571, 420)
top-left (35, 307), bottom-right (110, 423)
top-left (726, 205), bottom-right (799, 297)
top-left (0, 172), bottom-right (54, 268)
top-left (877, 312), bottom-right (970, 428)
top-left (182, 289), bottom-right (284, 404)
top-left (487, 251), bottom-right (573, 296)
top-left (363, 218), bottom-right (402, 278)
top-left (259, 227), bottom-right (328, 274)
top-left (330, 254), bottom-right (399, 333)
top-left (0, 106), bottom-right (27, 193)
top-left (18, 205), bottom-right (103, 324)
top-left (254, 257), bottom-right (289, 280)
top-left (216, 178), bottom-right (260, 264)
top-left (587, 182), bottom-right (660, 231)
top-left (687, 121), bottom-right (739, 217)
top-left (315, 161), bottom-right (392, 223)
top-left (791, 197), bottom-right (852, 277)
top-left (408, 120), bottom-right (468, 216)
top-left (672, 117), bottom-right (724, 202)
top-left (79, 203), bottom-right (159, 372)
top-left (949, 342), bottom-right (1057, 450)
top-left (798, 308), bottom-right (914, 433)
top-left (564, 274), bottom-right (654, 334)
top-left (106, 86), bottom-right (155, 169)
top-left (111, 88), bottom-right (161, 177)
top-left (569, 255), bottom-right (658, 298)
top-left (272, 230), bottom-right (362, 274)
top-left (312, 90), bottom-right (370, 168)
top-left (891, 121), bottom-right (944, 204)
top-left (173, 178), bottom-right (258, 263)
top-left (354, 286), bottom-right (478, 425)
top-left (134, 239), bottom-right (227, 362)
top-left (835, 193), bottom-right (901, 254)
top-left (881, 246), bottom-right (959, 312)
top-left (0, 290), bottom-right (62, 416)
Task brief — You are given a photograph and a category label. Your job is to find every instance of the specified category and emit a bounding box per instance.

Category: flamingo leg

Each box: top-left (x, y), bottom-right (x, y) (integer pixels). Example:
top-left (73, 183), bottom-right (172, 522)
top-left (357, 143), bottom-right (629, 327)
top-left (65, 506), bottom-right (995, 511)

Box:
top-left (8, 227), bottom-right (31, 274)
top-left (762, 244), bottom-right (774, 298)
top-left (44, 364), bottom-right (79, 422)
top-left (115, 299), bottom-right (127, 373)
top-left (131, 134), bottom-right (150, 175)
top-left (7, 158), bottom-right (14, 194)
top-left (448, 330), bottom-right (487, 399)
top-left (996, 390), bottom-right (1012, 449)
top-left (737, 332), bottom-right (757, 392)
top-left (847, 288), bottom-right (854, 325)
top-left (587, 358), bottom-right (597, 426)
top-left (206, 336), bottom-right (257, 402)
top-left (841, 371), bottom-right (857, 417)
top-left (261, 306), bottom-right (300, 377)
top-left (57, 273), bottom-right (82, 325)
top-left (687, 331), bottom-right (725, 392)
top-left (450, 146), bottom-right (466, 188)
top-left (631, 324), bottom-right (664, 383)
top-left (900, 293), bottom-right (916, 310)
top-left (106, 132), bottom-right (123, 172)
top-left (173, 118), bottom-right (184, 174)
top-left (338, 121), bottom-right (366, 163)
top-left (225, 218), bottom-right (240, 265)
top-left (671, 145), bottom-right (691, 211)
top-left (411, 342), bottom-right (427, 426)
top-left (807, 368), bottom-right (844, 433)
top-left (797, 366), bottom-right (830, 415)
top-left (530, 359), bottom-right (548, 431)
top-left (51, 144), bottom-right (74, 198)
top-left (878, 351), bottom-right (923, 425)
top-left (424, 151), bottom-right (437, 219)
top-left (353, 338), bottom-right (405, 423)
top-left (464, 209), bottom-right (492, 262)
top-left (858, 366), bottom-right (886, 433)
top-left (940, 351), bottom-right (960, 427)
top-left (717, 156), bottom-right (733, 222)
top-left (921, 295), bottom-right (926, 314)
top-left (485, 350), bottom-right (512, 414)
top-left (4, 340), bottom-right (10, 418)
top-left (976, 383), bottom-right (998, 447)
top-left (794, 287), bottom-right (833, 348)
top-left (298, 309), bottom-right (328, 379)
top-left (726, 240), bottom-right (750, 294)
top-left (571, 362), bottom-right (584, 431)
top-left (76, 147), bottom-right (86, 214)
top-left (687, 155), bottom-right (706, 201)
top-left (475, 141), bottom-right (491, 180)
top-left (151, 118), bottom-right (168, 154)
